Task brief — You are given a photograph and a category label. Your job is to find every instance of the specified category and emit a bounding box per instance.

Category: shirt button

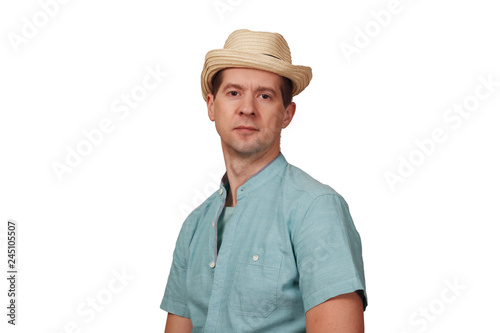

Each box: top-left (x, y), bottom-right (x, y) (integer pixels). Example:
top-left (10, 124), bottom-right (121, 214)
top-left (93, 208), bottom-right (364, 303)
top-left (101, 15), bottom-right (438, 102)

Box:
top-left (252, 254), bottom-right (259, 261)
top-left (209, 261), bottom-right (215, 268)
top-left (219, 188), bottom-right (223, 195)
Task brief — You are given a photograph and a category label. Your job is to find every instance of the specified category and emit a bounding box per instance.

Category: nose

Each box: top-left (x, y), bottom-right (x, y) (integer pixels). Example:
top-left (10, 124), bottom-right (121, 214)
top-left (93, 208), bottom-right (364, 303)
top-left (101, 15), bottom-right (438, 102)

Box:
top-left (238, 94), bottom-right (256, 116)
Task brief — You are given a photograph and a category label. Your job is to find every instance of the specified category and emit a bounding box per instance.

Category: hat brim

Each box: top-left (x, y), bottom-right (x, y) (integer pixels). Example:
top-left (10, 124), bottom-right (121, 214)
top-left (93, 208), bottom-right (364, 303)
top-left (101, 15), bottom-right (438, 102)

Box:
top-left (201, 49), bottom-right (312, 101)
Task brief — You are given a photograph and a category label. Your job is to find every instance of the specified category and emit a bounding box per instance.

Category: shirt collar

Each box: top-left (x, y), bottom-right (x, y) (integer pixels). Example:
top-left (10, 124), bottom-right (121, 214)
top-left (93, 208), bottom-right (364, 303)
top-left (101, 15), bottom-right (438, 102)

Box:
top-left (220, 152), bottom-right (288, 200)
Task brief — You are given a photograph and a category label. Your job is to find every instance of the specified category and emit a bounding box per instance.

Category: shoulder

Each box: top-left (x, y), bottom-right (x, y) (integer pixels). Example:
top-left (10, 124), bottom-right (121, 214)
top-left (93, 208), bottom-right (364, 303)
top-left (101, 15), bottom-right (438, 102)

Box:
top-left (280, 162), bottom-right (343, 201)
top-left (178, 190), bottom-right (219, 238)
top-left (278, 162), bottom-right (353, 234)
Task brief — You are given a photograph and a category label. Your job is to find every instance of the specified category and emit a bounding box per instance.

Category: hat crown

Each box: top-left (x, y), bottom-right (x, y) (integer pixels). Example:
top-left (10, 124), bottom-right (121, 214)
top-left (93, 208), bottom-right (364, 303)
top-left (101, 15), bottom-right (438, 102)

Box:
top-left (201, 29), bottom-right (312, 101)
top-left (223, 29), bottom-right (292, 64)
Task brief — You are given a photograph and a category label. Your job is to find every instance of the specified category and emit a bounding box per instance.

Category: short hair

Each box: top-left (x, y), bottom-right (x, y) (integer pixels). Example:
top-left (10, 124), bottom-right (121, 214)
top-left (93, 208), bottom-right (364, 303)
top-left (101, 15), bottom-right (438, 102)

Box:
top-left (211, 70), bottom-right (293, 108)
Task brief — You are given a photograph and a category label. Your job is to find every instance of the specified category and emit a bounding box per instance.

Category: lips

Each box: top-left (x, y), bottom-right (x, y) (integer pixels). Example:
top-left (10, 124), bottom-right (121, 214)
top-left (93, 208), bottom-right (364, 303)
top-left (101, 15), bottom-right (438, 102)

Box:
top-left (234, 126), bottom-right (258, 131)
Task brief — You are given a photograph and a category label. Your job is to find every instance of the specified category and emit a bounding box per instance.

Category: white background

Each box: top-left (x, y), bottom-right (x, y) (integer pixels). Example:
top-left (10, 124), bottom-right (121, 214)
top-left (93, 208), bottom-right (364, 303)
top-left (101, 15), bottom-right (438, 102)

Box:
top-left (1, 0), bottom-right (499, 332)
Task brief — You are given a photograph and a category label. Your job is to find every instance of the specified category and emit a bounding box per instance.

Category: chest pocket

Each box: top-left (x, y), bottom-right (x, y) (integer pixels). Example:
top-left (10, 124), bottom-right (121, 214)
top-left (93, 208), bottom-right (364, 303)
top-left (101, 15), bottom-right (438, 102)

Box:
top-left (230, 254), bottom-right (282, 317)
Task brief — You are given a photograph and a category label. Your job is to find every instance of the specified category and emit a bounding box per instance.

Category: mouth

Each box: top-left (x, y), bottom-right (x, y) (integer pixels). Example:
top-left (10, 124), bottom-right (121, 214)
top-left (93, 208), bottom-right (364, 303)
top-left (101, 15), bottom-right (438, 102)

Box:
top-left (234, 126), bottom-right (258, 132)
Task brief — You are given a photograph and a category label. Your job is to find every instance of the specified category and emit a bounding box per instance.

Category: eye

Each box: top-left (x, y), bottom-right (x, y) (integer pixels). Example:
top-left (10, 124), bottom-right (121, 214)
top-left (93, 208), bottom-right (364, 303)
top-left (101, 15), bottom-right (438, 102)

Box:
top-left (229, 91), bottom-right (238, 96)
top-left (261, 94), bottom-right (270, 99)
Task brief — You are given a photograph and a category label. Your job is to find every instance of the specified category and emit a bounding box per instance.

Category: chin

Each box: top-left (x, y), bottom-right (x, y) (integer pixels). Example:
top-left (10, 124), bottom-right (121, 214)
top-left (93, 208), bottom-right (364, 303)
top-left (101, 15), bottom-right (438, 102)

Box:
top-left (230, 144), bottom-right (263, 156)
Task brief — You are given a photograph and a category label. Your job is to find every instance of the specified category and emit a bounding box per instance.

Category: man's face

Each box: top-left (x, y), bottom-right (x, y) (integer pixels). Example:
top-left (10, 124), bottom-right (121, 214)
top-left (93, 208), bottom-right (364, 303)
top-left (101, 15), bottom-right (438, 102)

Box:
top-left (207, 68), bottom-right (296, 158)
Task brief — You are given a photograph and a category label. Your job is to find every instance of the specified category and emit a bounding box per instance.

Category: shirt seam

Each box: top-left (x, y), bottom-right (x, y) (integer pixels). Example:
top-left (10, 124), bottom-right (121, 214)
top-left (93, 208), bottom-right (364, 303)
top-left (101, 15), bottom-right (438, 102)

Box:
top-left (303, 277), bottom-right (364, 312)
top-left (161, 298), bottom-right (191, 318)
top-left (293, 193), bottom-right (345, 242)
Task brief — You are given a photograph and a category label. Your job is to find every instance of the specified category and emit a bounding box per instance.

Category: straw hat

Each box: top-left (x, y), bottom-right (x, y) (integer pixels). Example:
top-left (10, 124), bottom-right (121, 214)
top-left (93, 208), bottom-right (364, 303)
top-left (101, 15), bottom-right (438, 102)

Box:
top-left (201, 29), bottom-right (312, 101)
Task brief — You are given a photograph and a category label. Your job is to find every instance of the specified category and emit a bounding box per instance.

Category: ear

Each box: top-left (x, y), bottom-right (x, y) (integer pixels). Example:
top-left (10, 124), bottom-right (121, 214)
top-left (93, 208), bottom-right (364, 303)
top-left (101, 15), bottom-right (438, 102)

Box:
top-left (282, 102), bottom-right (296, 129)
top-left (207, 93), bottom-right (215, 122)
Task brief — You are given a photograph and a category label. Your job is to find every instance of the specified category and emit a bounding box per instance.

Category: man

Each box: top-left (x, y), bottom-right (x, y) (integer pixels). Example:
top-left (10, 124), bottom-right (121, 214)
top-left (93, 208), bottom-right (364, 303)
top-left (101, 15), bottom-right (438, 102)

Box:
top-left (160, 29), bottom-right (367, 332)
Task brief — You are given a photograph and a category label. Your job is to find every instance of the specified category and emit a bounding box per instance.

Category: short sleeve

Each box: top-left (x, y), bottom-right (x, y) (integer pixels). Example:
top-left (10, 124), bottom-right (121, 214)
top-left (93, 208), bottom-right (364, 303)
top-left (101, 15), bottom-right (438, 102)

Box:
top-left (293, 194), bottom-right (367, 312)
top-left (159, 223), bottom-right (191, 318)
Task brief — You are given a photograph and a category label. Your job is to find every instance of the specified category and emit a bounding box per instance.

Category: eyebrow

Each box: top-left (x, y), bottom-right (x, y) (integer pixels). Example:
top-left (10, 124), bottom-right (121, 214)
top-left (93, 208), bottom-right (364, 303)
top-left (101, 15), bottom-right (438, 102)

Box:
top-left (221, 83), bottom-right (244, 91)
top-left (221, 83), bottom-right (278, 95)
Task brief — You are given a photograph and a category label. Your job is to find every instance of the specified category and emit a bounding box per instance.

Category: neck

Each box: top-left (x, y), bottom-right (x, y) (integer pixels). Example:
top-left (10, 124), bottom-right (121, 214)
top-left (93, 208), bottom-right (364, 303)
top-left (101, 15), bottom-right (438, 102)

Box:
top-left (222, 147), bottom-right (280, 207)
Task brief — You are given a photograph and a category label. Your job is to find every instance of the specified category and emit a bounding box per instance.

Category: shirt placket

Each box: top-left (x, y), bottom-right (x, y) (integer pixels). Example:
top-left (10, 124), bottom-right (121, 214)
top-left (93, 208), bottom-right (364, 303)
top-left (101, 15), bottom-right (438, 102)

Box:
top-left (204, 184), bottom-right (227, 332)
top-left (204, 187), bottom-right (249, 332)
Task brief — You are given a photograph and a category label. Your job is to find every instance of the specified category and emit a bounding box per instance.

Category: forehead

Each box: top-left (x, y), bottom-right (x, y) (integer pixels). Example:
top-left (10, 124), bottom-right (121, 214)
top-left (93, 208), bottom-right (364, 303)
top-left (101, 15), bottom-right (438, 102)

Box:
top-left (219, 68), bottom-right (283, 88)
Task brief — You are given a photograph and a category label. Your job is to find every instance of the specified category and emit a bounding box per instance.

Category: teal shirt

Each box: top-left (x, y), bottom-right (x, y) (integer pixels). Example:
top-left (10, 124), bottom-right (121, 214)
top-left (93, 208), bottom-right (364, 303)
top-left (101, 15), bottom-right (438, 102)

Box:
top-left (160, 153), bottom-right (367, 332)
